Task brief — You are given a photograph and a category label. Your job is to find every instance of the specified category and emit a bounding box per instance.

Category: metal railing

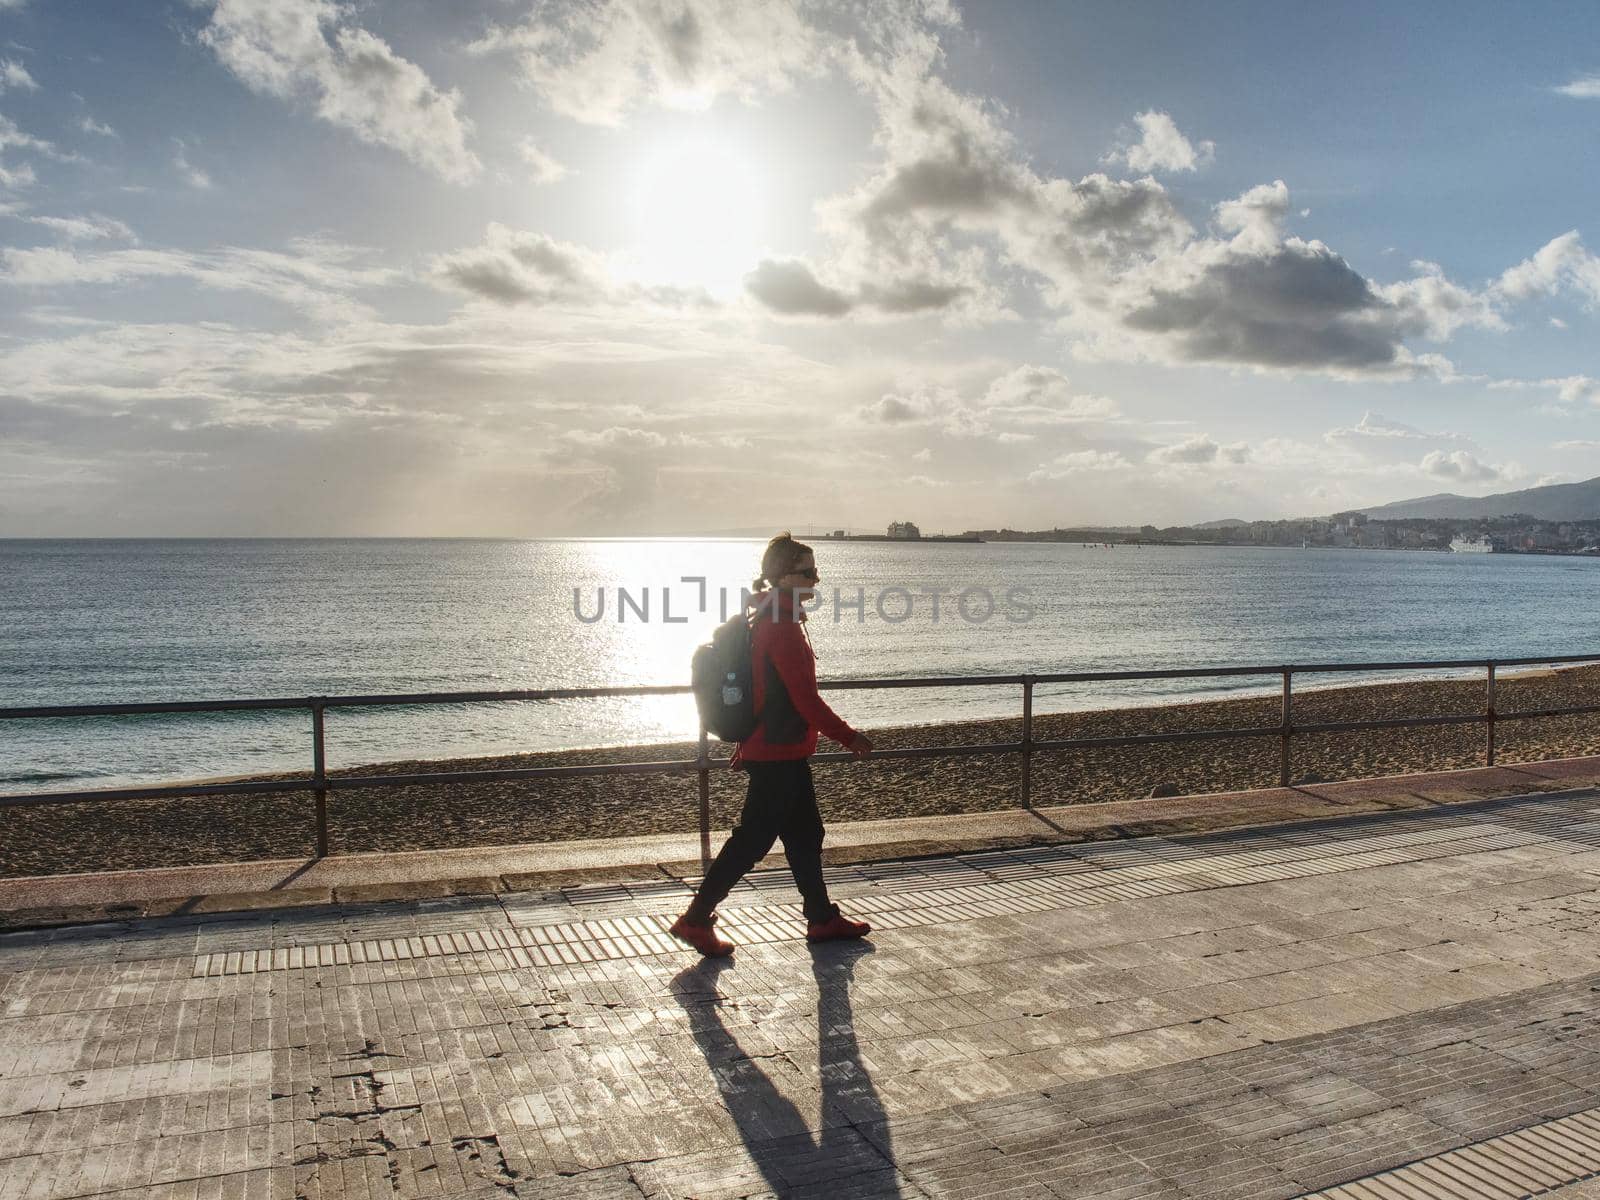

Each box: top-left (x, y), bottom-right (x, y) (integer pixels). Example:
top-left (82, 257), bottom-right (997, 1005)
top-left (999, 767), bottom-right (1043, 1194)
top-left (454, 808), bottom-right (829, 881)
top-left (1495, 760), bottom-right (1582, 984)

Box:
top-left (3, 652), bottom-right (1599, 869)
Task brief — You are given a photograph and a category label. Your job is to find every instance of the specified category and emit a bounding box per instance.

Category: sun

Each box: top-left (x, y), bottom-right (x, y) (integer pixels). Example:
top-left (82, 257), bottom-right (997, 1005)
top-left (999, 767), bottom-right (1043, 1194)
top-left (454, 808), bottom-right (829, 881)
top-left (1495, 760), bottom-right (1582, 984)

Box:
top-left (623, 130), bottom-right (771, 294)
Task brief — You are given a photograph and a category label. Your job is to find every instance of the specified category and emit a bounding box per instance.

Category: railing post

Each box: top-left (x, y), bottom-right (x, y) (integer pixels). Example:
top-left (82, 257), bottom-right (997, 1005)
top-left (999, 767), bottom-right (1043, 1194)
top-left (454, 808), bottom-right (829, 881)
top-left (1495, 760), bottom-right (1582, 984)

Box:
top-left (1279, 669), bottom-right (1293, 787)
top-left (1020, 677), bottom-right (1034, 809)
top-left (697, 726), bottom-right (712, 871)
top-left (1486, 662), bottom-right (1497, 767)
top-left (311, 698), bottom-right (329, 859)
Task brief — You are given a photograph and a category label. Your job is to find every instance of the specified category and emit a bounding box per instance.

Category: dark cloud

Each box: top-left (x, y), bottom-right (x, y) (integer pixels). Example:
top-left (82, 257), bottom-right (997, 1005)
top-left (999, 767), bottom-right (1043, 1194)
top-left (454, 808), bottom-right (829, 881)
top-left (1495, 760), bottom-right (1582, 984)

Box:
top-left (744, 258), bottom-right (853, 316)
top-left (434, 226), bottom-right (607, 305)
top-left (744, 257), bottom-right (975, 318)
top-left (1040, 174), bottom-right (1187, 248)
top-left (434, 224), bottom-right (710, 309)
top-left (857, 277), bottom-right (969, 313)
top-left (864, 393), bottom-right (930, 423)
top-left (861, 141), bottom-right (1028, 225)
top-left (646, 3), bottom-right (705, 84)
top-left (1120, 241), bottom-right (1403, 371)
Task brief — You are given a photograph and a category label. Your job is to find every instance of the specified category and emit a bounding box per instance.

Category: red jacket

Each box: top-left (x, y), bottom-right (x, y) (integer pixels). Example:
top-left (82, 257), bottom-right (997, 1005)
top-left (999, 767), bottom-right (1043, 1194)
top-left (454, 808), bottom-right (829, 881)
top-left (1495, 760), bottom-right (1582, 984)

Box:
top-left (729, 588), bottom-right (858, 765)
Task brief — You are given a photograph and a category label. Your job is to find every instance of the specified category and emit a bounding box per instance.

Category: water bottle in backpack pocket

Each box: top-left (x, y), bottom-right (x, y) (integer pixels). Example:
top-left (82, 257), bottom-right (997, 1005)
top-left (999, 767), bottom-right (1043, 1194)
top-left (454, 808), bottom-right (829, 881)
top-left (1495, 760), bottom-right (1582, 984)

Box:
top-left (691, 610), bottom-right (760, 741)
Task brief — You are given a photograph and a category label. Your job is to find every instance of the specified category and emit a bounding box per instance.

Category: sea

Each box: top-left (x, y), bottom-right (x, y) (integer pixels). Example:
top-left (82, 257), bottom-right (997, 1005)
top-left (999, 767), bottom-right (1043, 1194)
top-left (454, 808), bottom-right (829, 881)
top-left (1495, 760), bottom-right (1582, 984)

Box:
top-left (3, 538), bottom-right (1598, 793)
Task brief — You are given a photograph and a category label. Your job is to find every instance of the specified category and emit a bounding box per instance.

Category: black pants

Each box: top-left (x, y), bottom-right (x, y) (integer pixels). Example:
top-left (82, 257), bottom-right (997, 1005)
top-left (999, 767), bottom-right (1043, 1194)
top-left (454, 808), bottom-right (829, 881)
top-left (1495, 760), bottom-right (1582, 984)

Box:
top-left (689, 758), bottom-right (839, 923)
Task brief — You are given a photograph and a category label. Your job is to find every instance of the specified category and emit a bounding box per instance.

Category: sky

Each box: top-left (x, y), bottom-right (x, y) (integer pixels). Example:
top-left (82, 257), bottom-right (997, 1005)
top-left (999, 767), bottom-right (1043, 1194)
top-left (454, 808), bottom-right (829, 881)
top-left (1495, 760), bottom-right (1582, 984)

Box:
top-left (1, 0), bottom-right (1598, 537)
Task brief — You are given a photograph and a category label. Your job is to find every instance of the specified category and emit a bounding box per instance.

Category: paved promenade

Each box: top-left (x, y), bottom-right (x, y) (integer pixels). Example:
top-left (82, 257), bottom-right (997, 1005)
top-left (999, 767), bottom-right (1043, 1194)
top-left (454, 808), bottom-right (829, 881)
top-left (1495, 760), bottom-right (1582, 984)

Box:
top-left (7, 785), bottom-right (1600, 1198)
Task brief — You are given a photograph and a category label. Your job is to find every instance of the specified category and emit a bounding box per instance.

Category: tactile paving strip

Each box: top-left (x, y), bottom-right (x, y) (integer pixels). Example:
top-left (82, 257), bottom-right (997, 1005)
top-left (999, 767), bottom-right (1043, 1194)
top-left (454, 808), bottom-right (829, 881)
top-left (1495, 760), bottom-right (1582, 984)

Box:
top-left (192, 918), bottom-right (682, 975)
top-left (1302, 1105), bottom-right (1600, 1198)
top-left (191, 795), bottom-right (1600, 978)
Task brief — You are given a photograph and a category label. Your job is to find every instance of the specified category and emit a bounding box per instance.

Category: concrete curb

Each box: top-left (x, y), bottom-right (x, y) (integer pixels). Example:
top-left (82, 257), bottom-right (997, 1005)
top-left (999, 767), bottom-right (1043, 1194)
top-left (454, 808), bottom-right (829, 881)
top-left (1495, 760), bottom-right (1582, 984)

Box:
top-left (3, 755), bottom-right (1598, 931)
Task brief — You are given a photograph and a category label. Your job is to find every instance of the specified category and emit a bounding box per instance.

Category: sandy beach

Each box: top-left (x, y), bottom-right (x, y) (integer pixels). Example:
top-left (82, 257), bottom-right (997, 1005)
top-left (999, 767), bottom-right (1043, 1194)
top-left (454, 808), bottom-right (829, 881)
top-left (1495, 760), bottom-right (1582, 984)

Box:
top-left (5, 666), bottom-right (1599, 878)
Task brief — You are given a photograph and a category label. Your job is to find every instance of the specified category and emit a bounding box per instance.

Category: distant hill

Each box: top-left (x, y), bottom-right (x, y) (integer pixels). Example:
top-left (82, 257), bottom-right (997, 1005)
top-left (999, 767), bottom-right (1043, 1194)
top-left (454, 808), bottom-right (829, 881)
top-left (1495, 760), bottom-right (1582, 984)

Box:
top-left (1359, 475), bottom-right (1600, 521)
top-left (1195, 518), bottom-right (1248, 529)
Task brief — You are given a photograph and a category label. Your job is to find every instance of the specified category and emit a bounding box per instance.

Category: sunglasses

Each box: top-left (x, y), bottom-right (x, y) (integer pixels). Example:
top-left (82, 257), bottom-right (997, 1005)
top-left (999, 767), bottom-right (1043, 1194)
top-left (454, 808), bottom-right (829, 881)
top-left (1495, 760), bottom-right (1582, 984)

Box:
top-left (789, 566), bottom-right (820, 580)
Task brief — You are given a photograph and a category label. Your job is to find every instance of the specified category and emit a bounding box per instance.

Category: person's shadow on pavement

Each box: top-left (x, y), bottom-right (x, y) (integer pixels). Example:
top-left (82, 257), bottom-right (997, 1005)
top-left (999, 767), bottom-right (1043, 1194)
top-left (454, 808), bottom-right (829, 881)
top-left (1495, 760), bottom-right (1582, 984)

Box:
top-left (670, 940), bottom-right (905, 1196)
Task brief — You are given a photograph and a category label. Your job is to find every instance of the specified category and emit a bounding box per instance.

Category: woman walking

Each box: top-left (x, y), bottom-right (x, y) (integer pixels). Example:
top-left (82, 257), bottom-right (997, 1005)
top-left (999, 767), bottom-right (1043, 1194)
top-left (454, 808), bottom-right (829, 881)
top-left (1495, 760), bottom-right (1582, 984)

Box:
top-left (670, 532), bottom-right (875, 957)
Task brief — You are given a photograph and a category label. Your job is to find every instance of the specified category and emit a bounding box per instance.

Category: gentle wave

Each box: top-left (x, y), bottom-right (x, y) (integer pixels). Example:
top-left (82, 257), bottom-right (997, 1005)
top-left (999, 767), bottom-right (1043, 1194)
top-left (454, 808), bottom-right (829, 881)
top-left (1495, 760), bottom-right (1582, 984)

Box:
top-left (0, 768), bottom-right (103, 784)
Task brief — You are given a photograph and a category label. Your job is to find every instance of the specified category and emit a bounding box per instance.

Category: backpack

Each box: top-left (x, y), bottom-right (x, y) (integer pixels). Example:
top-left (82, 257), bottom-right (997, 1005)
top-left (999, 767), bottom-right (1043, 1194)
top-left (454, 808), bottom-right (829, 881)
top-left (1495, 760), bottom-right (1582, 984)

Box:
top-left (691, 608), bottom-right (762, 742)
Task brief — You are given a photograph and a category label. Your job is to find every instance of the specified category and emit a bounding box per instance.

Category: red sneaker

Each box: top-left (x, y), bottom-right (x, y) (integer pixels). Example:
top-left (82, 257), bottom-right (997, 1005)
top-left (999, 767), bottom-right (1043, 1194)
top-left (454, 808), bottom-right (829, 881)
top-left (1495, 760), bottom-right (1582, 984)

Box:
top-left (669, 912), bottom-right (734, 957)
top-left (806, 912), bottom-right (871, 942)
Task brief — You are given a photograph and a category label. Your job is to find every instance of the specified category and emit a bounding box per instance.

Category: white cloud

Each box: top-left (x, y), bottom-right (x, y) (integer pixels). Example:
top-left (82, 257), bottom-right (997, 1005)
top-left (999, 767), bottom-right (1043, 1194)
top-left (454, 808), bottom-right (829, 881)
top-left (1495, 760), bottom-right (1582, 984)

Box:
top-left (5, 1), bottom-right (1592, 536)
top-left (563, 425), bottom-right (668, 449)
top-left (1353, 411), bottom-right (1431, 439)
top-left (1420, 449), bottom-right (1510, 483)
top-left (852, 78), bottom-right (1033, 226)
top-left (3, 172), bottom-right (1069, 533)
top-left (803, 72), bottom-right (1178, 323)
top-left (747, 78), bottom-right (1013, 323)
top-left (466, 0), bottom-right (825, 126)
top-left (862, 382), bottom-right (992, 438)
top-left (1, 60), bottom-right (38, 92)
top-left (201, 0), bottom-right (480, 184)
top-left (0, 116), bottom-right (53, 153)
top-left (862, 383), bottom-right (954, 425)
top-left (1323, 411), bottom-right (1490, 470)
top-left (0, 161), bottom-right (36, 189)
top-left (517, 138), bottom-right (568, 184)
top-left (788, 56), bottom-right (1502, 377)
top-left (1326, 411), bottom-right (1431, 444)
top-left (79, 116), bottom-right (118, 138)
top-left (1554, 74), bottom-right (1600, 99)
top-left (0, 114), bottom-right (63, 190)
top-left (980, 364), bottom-right (1119, 422)
top-left (480, 1), bottom-right (1528, 380)
top-left (24, 213), bottom-right (136, 242)
top-left (1494, 231), bottom-right (1600, 306)
top-left (0, 294), bottom-right (871, 534)
top-left (1214, 180), bottom-right (1289, 247)
top-left (1147, 433), bottom-right (1250, 465)
top-left (172, 140), bottom-right (213, 189)
top-left (1555, 439), bottom-right (1600, 450)
top-left (0, 236), bottom-right (397, 323)
top-left (1552, 376), bottom-right (1600, 406)
top-left (981, 364), bottom-right (1071, 407)
top-left (859, 364), bottom-right (1119, 442)
top-left (1103, 110), bottom-right (1214, 174)
top-left (1026, 449), bottom-right (1131, 482)
top-left (1491, 374), bottom-right (1600, 410)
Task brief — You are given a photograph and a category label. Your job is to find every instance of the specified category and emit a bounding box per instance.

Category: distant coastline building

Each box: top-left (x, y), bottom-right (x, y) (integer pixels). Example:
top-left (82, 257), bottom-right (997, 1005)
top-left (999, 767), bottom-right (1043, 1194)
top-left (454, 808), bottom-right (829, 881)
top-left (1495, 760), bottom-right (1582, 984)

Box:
top-left (887, 521), bottom-right (921, 539)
